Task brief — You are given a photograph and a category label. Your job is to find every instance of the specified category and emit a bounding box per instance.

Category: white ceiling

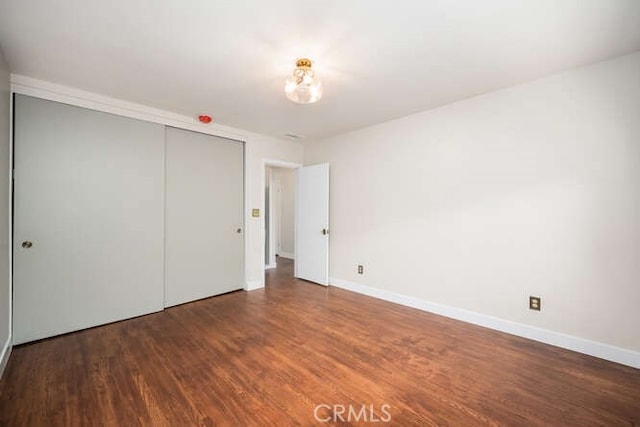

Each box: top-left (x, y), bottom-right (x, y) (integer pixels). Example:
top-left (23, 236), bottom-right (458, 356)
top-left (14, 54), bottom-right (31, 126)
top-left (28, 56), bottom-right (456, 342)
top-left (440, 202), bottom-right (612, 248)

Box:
top-left (1, 1), bottom-right (639, 140)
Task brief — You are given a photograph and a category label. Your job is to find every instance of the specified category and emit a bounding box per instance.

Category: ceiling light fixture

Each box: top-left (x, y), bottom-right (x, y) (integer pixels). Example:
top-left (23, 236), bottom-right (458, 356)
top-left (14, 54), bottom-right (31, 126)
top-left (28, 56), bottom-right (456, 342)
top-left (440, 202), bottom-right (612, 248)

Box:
top-left (284, 58), bottom-right (322, 104)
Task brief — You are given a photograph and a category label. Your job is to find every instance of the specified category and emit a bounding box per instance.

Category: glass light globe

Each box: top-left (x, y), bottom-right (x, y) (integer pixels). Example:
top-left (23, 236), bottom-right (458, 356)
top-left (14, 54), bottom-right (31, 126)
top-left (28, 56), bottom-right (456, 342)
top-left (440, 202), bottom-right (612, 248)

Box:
top-left (284, 58), bottom-right (323, 104)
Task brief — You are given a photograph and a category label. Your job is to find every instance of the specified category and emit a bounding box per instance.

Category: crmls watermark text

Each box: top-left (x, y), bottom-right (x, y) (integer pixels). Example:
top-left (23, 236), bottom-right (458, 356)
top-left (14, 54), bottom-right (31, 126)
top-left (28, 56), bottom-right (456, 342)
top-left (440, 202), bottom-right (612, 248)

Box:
top-left (314, 403), bottom-right (392, 423)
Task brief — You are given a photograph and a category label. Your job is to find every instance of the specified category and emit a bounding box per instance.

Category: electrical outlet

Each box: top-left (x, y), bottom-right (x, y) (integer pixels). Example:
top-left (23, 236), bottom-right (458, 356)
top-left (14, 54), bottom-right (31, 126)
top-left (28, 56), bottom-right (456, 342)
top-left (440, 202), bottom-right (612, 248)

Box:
top-left (357, 265), bottom-right (364, 274)
top-left (529, 296), bottom-right (541, 311)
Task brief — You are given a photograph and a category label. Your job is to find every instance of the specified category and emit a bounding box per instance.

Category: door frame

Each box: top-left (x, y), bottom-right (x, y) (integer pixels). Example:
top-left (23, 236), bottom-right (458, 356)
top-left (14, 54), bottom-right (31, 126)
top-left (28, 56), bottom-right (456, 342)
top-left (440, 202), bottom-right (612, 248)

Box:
top-left (3, 93), bottom-right (15, 369)
top-left (261, 159), bottom-right (301, 283)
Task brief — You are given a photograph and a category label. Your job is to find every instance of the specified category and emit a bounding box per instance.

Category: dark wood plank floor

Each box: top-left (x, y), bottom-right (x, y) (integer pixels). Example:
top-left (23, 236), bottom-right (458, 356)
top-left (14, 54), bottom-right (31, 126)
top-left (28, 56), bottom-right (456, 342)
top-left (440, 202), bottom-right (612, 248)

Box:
top-left (1, 258), bottom-right (639, 426)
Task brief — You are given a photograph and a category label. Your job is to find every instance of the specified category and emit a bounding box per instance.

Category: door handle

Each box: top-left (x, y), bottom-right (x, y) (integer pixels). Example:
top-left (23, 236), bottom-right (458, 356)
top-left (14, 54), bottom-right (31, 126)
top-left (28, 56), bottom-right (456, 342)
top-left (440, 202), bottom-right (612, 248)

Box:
top-left (236, 228), bottom-right (242, 234)
top-left (22, 241), bottom-right (33, 248)
top-left (322, 228), bottom-right (329, 235)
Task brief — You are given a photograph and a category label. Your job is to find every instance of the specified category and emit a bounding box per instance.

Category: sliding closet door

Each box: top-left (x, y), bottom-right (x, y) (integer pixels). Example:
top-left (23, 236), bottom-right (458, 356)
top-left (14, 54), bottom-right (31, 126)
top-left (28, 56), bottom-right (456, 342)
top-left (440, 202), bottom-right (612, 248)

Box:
top-left (13, 95), bottom-right (165, 344)
top-left (165, 127), bottom-right (244, 307)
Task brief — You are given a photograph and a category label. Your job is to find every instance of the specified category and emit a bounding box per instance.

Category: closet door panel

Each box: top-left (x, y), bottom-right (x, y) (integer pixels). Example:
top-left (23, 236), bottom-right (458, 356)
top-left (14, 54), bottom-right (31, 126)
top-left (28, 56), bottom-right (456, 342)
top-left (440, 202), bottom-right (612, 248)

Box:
top-left (13, 95), bottom-right (165, 344)
top-left (165, 127), bottom-right (244, 307)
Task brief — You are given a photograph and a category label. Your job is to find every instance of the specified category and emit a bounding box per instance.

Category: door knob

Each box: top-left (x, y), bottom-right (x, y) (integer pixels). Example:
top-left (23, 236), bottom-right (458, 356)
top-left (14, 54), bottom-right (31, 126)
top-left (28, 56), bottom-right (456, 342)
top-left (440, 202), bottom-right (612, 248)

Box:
top-left (236, 228), bottom-right (242, 234)
top-left (22, 241), bottom-right (33, 248)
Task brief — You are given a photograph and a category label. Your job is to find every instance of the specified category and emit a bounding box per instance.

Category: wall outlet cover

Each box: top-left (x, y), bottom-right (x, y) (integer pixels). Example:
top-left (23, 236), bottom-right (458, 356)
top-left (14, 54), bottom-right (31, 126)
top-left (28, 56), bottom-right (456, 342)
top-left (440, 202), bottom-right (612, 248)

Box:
top-left (529, 296), bottom-right (541, 311)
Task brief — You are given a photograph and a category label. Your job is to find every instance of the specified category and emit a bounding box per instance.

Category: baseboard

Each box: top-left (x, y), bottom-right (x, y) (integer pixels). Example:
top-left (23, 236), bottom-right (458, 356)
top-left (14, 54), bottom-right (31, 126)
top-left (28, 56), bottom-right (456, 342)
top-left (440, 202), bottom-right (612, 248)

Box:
top-left (278, 252), bottom-right (295, 260)
top-left (329, 277), bottom-right (640, 369)
top-left (0, 335), bottom-right (12, 379)
top-left (265, 263), bottom-right (277, 270)
top-left (245, 280), bottom-right (264, 291)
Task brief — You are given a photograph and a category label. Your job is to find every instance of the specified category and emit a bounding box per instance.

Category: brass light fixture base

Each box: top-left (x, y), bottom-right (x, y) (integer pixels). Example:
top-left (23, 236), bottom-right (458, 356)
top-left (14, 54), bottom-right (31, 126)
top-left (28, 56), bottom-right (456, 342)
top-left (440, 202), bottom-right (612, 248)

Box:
top-left (296, 58), bottom-right (312, 68)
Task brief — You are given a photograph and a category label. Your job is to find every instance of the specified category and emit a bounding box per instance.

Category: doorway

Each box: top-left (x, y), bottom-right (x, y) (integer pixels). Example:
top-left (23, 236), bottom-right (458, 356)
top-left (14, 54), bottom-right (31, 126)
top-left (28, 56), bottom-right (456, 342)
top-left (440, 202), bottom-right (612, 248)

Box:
top-left (265, 165), bottom-right (297, 272)
top-left (262, 160), bottom-right (330, 288)
top-left (263, 160), bottom-right (300, 287)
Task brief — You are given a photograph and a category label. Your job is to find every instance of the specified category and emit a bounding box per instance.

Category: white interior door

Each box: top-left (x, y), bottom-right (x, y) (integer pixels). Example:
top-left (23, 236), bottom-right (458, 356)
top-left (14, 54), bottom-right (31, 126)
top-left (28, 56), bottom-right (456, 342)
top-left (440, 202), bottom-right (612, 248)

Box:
top-left (13, 95), bottom-right (165, 344)
top-left (165, 127), bottom-right (244, 307)
top-left (295, 163), bottom-right (329, 285)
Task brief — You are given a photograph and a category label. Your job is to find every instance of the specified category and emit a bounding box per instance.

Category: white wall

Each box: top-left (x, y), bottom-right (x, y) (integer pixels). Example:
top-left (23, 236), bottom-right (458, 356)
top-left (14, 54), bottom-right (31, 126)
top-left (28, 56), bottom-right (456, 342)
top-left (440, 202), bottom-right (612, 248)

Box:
top-left (0, 46), bottom-right (10, 375)
top-left (304, 52), bottom-right (640, 358)
top-left (273, 168), bottom-right (295, 258)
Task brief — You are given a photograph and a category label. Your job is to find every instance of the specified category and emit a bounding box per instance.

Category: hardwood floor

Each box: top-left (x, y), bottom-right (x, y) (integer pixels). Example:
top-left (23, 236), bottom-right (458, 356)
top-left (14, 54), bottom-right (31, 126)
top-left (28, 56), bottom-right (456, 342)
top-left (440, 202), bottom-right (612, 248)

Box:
top-left (1, 258), bottom-right (639, 426)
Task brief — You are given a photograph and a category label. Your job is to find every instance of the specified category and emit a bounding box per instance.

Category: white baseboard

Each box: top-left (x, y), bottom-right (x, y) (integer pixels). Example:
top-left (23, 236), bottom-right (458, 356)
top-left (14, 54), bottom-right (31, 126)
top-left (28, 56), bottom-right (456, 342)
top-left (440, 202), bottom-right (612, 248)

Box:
top-left (278, 252), bottom-right (295, 260)
top-left (265, 263), bottom-right (277, 270)
top-left (330, 277), bottom-right (640, 369)
top-left (245, 280), bottom-right (264, 291)
top-left (0, 335), bottom-right (12, 379)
